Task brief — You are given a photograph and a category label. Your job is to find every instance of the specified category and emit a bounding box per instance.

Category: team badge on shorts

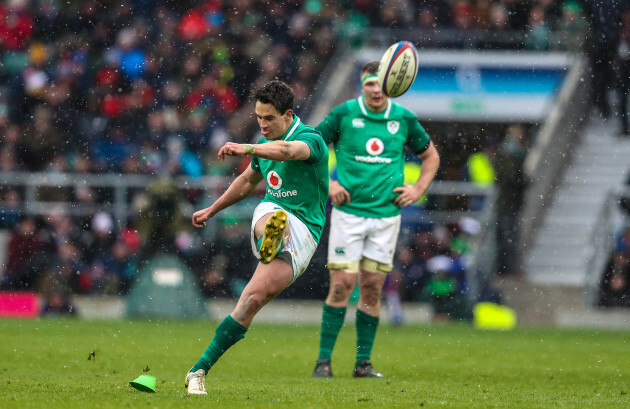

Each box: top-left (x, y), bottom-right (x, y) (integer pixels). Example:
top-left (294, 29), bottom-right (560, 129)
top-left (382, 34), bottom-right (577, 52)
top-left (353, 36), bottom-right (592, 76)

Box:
top-left (366, 138), bottom-right (384, 156)
top-left (267, 171), bottom-right (283, 190)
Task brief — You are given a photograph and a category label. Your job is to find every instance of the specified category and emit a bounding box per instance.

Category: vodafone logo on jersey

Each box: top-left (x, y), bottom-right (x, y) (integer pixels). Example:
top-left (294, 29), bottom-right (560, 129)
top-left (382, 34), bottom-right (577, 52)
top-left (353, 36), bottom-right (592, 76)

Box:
top-left (366, 138), bottom-right (384, 156)
top-left (267, 171), bottom-right (283, 190)
top-left (266, 170), bottom-right (298, 198)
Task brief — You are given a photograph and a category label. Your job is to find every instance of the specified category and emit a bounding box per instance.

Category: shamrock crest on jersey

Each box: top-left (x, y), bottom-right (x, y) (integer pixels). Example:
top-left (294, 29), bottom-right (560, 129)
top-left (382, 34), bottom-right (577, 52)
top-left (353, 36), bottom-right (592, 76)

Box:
top-left (267, 170), bottom-right (283, 190)
top-left (387, 120), bottom-right (400, 134)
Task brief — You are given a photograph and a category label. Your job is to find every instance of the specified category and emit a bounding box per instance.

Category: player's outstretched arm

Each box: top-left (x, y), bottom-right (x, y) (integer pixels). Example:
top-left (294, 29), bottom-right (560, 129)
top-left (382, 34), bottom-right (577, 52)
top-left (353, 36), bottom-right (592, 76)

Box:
top-left (192, 166), bottom-right (263, 227)
top-left (393, 141), bottom-right (440, 208)
top-left (218, 141), bottom-right (311, 162)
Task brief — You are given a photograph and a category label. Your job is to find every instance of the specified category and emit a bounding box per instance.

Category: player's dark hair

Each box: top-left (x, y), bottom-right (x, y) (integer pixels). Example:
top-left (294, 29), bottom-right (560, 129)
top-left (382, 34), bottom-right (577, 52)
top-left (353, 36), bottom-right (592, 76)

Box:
top-left (250, 80), bottom-right (294, 114)
top-left (361, 61), bottom-right (380, 76)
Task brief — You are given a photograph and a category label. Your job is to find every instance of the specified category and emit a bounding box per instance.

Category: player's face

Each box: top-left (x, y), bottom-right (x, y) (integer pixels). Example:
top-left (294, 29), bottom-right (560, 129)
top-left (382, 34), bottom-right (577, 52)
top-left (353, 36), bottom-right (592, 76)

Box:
top-left (362, 75), bottom-right (387, 113)
top-left (255, 101), bottom-right (293, 140)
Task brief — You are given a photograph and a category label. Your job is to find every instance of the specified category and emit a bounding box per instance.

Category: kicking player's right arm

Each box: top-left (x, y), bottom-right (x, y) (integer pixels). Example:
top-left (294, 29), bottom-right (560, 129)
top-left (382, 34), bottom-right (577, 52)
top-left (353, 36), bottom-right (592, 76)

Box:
top-left (192, 167), bottom-right (263, 227)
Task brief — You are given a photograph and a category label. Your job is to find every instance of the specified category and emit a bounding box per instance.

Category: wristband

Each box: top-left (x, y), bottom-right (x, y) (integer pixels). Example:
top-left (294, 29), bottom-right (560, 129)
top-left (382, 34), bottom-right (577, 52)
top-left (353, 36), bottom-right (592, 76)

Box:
top-left (243, 144), bottom-right (255, 155)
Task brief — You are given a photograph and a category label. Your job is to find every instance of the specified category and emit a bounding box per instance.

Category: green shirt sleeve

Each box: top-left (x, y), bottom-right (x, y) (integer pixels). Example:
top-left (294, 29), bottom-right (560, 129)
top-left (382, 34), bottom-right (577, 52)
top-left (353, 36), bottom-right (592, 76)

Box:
top-left (250, 155), bottom-right (260, 172)
top-left (315, 104), bottom-right (345, 145)
top-left (296, 132), bottom-right (327, 164)
top-left (405, 112), bottom-right (431, 154)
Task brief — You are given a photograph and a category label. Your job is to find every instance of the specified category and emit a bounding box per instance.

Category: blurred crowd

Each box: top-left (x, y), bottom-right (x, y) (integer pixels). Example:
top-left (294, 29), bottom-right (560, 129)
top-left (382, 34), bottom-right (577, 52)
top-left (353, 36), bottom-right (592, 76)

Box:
top-left (0, 176), bottom-right (259, 310)
top-left (599, 172), bottom-right (630, 308)
top-left (386, 217), bottom-right (482, 323)
top-left (599, 225), bottom-right (630, 308)
top-left (370, 0), bottom-right (590, 51)
top-left (0, 0), bottom-right (596, 179)
top-left (1, 0), bottom-right (627, 317)
top-left (0, 0), bottom-right (342, 177)
top-left (0, 0), bottom-right (598, 181)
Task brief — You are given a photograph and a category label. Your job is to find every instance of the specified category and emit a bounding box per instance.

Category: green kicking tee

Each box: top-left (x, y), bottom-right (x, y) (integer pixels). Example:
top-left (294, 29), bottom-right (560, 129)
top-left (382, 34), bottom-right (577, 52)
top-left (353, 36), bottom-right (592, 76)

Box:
top-left (251, 115), bottom-right (329, 242)
top-left (316, 96), bottom-right (431, 219)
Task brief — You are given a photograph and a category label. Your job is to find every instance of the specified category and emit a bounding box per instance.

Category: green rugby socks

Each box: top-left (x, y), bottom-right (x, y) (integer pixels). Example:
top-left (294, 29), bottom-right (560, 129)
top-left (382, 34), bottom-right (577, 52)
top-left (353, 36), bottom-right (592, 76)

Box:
top-left (317, 303), bottom-right (347, 360)
top-left (355, 309), bottom-right (379, 365)
top-left (191, 315), bottom-right (248, 374)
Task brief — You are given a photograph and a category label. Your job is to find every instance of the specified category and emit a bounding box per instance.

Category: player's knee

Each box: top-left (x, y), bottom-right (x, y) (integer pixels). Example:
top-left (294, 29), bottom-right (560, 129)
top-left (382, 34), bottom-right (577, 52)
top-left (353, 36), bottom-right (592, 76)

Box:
top-left (359, 282), bottom-right (382, 307)
top-left (241, 292), bottom-right (269, 315)
top-left (329, 281), bottom-right (352, 302)
top-left (360, 294), bottom-right (381, 309)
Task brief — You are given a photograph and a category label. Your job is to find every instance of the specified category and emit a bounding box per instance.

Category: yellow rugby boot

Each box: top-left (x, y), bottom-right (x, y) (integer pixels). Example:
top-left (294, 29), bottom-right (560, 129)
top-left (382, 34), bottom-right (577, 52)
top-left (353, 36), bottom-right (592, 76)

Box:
top-left (258, 209), bottom-right (287, 264)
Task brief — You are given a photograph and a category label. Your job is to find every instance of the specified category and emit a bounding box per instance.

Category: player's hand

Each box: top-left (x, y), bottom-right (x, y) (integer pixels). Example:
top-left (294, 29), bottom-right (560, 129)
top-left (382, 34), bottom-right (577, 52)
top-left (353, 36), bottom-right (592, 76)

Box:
top-left (192, 208), bottom-right (214, 227)
top-left (218, 142), bottom-right (246, 161)
top-left (393, 184), bottom-right (422, 208)
top-left (329, 180), bottom-right (351, 206)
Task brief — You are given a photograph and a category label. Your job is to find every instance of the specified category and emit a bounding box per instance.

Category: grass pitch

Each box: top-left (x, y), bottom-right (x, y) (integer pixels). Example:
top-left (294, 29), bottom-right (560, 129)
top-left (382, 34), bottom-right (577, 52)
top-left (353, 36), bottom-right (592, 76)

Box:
top-left (1, 318), bottom-right (629, 409)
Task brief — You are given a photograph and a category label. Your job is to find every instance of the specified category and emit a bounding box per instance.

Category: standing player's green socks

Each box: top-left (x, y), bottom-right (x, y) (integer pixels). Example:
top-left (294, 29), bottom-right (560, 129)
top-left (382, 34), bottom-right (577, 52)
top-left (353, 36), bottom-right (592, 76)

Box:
top-left (317, 303), bottom-right (347, 360)
top-left (355, 309), bottom-right (379, 365)
top-left (191, 315), bottom-right (248, 374)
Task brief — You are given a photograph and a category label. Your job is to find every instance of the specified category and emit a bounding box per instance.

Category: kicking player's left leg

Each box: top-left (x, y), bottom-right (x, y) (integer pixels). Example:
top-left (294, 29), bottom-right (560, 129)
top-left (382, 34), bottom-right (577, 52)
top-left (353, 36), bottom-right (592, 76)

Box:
top-left (232, 259), bottom-right (294, 326)
top-left (186, 258), bottom-right (293, 395)
top-left (186, 204), bottom-right (316, 395)
top-left (189, 203), bottom-right (294, 378)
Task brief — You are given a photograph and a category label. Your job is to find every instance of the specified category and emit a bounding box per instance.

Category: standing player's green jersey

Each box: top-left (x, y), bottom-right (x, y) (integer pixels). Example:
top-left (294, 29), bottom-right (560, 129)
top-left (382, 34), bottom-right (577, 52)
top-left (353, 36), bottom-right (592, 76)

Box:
top-left (316, 96), bottom-right (431, 219)
top-left (251, 115), bottom-right (329, 242)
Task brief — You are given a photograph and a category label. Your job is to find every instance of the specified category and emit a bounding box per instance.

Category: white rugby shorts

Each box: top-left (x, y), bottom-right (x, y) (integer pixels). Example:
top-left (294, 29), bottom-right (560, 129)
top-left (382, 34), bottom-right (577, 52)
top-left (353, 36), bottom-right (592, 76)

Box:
top-left (250, 201), bottom-right (318, 283)
top-left (327, 207), bottom-right (401, 273)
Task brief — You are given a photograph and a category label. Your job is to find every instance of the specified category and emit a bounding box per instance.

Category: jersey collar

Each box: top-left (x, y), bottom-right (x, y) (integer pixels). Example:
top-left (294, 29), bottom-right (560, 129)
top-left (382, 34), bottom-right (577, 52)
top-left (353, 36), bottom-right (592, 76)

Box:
top-left (358, 96), bottom-right (391, 119)
top-left (281, 114), bottom-right (301, 141)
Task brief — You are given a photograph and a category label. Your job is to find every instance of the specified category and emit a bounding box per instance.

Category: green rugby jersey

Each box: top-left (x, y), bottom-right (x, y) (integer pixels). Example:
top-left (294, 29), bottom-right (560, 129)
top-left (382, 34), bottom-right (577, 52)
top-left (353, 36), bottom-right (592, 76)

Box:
top-left (316, 96), bottom-right (431, 218)
top-left (251, 115), bottom-right (329, 242)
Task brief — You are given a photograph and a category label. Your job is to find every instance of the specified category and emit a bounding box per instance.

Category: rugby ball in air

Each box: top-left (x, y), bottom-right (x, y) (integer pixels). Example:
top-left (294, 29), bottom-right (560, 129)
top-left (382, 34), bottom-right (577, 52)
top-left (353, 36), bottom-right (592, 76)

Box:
top-left (377, 41), bottom-right (419, 98)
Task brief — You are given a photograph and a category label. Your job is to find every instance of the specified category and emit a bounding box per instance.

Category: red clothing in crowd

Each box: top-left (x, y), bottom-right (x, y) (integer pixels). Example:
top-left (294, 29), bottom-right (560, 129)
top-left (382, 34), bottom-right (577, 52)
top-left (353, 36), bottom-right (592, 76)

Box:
top-left (0, 5), bottom-right (34, 51)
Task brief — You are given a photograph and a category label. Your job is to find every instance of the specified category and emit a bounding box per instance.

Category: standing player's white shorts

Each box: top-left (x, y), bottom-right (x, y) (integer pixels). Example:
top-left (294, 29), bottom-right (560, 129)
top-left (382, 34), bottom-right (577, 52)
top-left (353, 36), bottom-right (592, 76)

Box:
top-left (327, 207), bottom-right (401, 274)
top-left (250, 201), bottom-right (318, 284)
